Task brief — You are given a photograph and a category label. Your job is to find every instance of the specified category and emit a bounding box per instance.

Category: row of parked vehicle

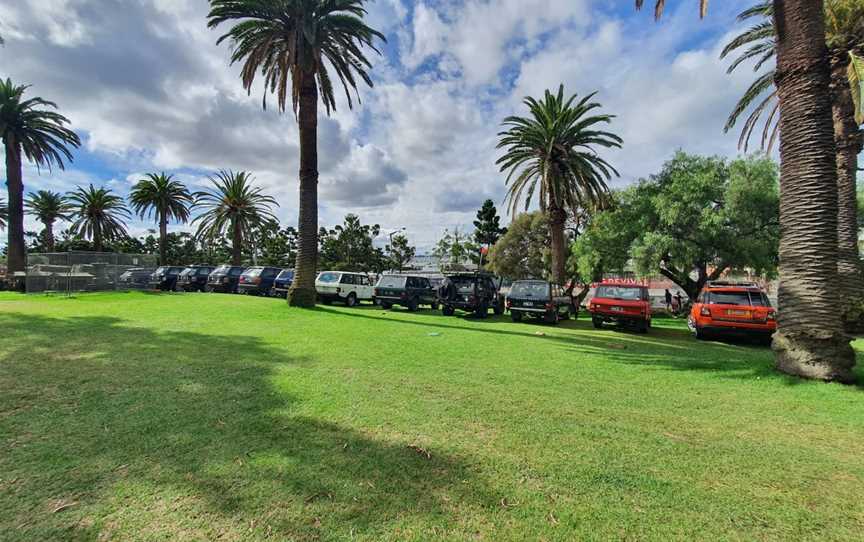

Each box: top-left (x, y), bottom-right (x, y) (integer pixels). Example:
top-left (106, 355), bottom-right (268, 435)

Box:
top-left (118, 265), bottom-right (776, 342)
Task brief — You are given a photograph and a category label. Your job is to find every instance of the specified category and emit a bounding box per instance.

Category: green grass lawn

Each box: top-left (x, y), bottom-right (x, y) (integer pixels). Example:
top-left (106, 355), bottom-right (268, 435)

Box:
top-left (1, 291), bottom-right (863, 541)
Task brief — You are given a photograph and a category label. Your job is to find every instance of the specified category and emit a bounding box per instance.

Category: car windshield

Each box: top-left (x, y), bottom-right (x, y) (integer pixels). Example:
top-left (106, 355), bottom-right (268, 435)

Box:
top-left (277, 270), bottom-right (294, 279)
top-left (453, 278), bottom-right (475, 293)
top-left (198, 268), bottom-right (212, 275)
top-left (596, 285), bottom-right (643, 300)
top-left (708, 291), bottom-right (767, 306)
top-left (213, 265), bottom-right (230, 274)
top-left (180, 268), bottom-right (195, 276)
top-left (511, 282), bottom-right (549, 297)
top-left (244, 268), bottom-right (263, 277)
top-left (318, 272), bottom-right (340, 283)
top-left (378, 276), bottom-right (406, 288)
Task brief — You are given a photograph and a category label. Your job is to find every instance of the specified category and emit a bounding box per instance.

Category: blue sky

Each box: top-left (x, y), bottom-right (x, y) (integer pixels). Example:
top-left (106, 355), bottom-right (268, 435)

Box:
top-left (1, 0), bottom-right (763, 250)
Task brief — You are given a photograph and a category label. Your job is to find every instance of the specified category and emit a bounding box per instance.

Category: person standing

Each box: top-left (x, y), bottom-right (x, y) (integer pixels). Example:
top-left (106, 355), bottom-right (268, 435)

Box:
top-left (665, 288), bottom-right (672, 312)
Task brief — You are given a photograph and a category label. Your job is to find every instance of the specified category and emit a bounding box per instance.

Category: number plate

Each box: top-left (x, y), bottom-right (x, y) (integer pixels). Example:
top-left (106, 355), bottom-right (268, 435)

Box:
top-left (524, 302), bottom-right (534, 307)
top-left (727, 309), bottom-right (751, 317)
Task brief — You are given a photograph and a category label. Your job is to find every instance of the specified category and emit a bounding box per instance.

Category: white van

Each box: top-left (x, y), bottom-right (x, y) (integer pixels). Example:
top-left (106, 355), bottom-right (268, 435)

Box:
top-left (315, 271), bottom-right (375, 306)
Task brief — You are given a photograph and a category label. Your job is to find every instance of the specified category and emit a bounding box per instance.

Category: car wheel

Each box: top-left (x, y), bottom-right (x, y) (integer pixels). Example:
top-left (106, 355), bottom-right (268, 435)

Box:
top-left (544, 310), bottom-right (558, 324)
top-left (322, 298), bottom-right (332, 305)
top-left (511, 311), bottom-right (523, 322)
top-left (638, 320), bottom-right (649, 334)
top-left (443, 305), bottom-right (455, 316)
top-left (475, 301), bottom-right (488, 319)
top-left (493, 301), bottom-right (504, 315)
top-left (431, 301), bottom-right (439, 311)
top-left (381, 302), bottom-right (392, 310)
top-left (345, 293), bottom-right (357, 307)
top-left (592, 317), bottom-right (603, 329)
top-left (407, 297), bottom-right (419, 312)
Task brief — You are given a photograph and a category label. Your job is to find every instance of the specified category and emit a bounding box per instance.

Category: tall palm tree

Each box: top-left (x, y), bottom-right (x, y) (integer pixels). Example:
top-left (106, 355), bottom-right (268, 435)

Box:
top-left (496, 86), bottom-right (620, 285)
top-left (207, 0), bottom-right (385, 307)
top-left (24, 190), bottom-right (71, 252)
top-left (192, 170), bottom-right (278, 265)
top-left (639, 0), bottom-right (856, 381)
top-left (67, 185), bottom-right (130, 253)
top-left (721, 1), bottom-right (864, 328)
top-left (129, 173), bottom-right (194, 266)
top-left (0, 78), bottom-right (80, 273)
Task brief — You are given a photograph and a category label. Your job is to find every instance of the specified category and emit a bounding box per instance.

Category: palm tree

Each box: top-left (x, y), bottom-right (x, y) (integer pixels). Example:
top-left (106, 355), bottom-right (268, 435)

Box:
top-left (129, 173), bottom-right (194, 266)
top-left (24, 190), bottom-right (71, 252)
top-left (207, 0), bottom-right (385, 307)
top-left (721, 1), bottom-right (864, 328)
top-left (496, 85), bottom-right (621, 285)
top-left (639, 0), bottom-right (856, 381)
top-left (192, 170), bottom-right (278, 265)
top-left (0, 78), bottom-right (80, 273)
top-left (67, 185), bottom-right (130, 252)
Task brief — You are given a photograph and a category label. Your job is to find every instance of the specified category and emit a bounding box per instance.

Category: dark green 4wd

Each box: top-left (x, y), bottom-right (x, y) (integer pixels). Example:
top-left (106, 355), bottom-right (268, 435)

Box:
top-left (438, 273), bottom-right (505, 318)
top-left (374, 275), bottom-right (439, 311)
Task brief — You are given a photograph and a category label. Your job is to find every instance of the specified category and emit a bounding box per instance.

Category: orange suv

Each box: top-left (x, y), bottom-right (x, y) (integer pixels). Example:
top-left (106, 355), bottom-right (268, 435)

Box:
top-left (688, 281), bottom-right (776, 344)
top-left (589, 280), bottom-right (652, 333)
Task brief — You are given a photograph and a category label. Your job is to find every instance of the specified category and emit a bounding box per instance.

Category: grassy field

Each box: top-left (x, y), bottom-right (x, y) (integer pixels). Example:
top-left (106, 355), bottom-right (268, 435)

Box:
top-left (1, 291), bottom-right (863, 541)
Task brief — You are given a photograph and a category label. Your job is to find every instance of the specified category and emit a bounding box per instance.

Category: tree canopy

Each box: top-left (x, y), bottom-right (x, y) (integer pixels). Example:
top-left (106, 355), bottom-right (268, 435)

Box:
top-left (487, 211), bottom-right (550, 280)
top-left (318, 214), bottom-right (384, 272)
top-left (577, 152), bottom-right (780, 300)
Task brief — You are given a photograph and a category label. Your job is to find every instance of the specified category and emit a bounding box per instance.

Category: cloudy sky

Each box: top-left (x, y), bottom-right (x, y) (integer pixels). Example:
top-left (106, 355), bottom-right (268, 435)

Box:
top-left (1, 0), bottom-right (763, 251)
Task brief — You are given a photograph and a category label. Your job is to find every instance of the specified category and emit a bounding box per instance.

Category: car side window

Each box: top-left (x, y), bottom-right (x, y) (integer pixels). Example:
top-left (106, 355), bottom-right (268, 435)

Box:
top-left (420, 278), bottom-right (430, 288)
top-left (359, 276), bottom-right (369, 286)
top-left (341, 274), bottom-right (354, 285)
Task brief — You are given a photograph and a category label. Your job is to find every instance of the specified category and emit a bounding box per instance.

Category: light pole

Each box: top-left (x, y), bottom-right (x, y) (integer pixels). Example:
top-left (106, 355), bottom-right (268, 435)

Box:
top-left (387, 228), bottom-right (406, 272)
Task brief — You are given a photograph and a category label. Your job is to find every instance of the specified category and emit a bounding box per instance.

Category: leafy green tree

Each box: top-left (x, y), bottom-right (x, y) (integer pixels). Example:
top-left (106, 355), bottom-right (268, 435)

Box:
top-left (721, 1), bottom-right (864, 325)
top-left (637, 0), bottom-right (857, 382)
top-left (192, 170), bottom-right (278, 266)
top-left (208, 0), bottom-right (385, 308)
top-left (256, 222), bottom-right (298, 268)
top-left (584, 153), bottom-right (780, 301)
top-left (318, 214), bottom-right (384, 272)
top-left (487, 211), bottom-right (549, 280)
top-left (66, 185), bottom-right (131, 252)
top-left (24, 190), bottom-right (71, 252)
top-left (129, 173), bottom-right (194, 266)
top-left (497, 85), bottom-right (621, 285)
top-left (387, 233), bottom-right (415, 272)
top-left (433, 228), bottom-right (475, 272)
top-left (0, 78), bottom-right (80, 272)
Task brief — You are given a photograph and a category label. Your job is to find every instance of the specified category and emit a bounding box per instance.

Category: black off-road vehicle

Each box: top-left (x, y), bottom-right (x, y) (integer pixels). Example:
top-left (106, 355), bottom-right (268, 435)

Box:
top-left (177, 265), bottom-right (215, 292)
top-left (206, 265), bottom-right (246, 293)
top-left (506, 280), bottom-right (574, 324)
top-left (374, 274), bottom-right (439, 311)
top-left (438, 272), bottom-right (505, 318)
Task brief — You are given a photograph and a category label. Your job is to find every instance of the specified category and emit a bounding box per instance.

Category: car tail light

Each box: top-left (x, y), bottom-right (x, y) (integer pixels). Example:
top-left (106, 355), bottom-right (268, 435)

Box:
top-left (506, 299), bottom-right (512, 309)
top-left (545, 302), bottom-right (555, 310)
top-left (700, 306), bottom-right (711, 317)
top-left (401, 292), bottom-right (408, 299)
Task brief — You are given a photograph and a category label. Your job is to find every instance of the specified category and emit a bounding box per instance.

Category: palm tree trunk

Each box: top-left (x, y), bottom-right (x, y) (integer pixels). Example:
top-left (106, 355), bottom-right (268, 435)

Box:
top-left (548, 205), bottom-right (567, 285)
top-left (159, 212), bottom-right (168, 266)
top-left (4, 137), bottom-right (26, 274)
top-left (231, 218), bottom-right (242, 266)
top-left (44, 220), bottom-right (55, 252)
top-left (830, 50), bottom-right (864, 331)
top-left (287, 71), bottom-right (319, 308)
top-left (772, 0), bottom-right (855, 382)
top-left (94, 223), bottom-right (103, 253)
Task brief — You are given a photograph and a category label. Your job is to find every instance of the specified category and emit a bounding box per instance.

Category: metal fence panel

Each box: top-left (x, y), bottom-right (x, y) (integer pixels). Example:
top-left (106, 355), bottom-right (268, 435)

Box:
top-left (24, 251), bottom-right (158, 295)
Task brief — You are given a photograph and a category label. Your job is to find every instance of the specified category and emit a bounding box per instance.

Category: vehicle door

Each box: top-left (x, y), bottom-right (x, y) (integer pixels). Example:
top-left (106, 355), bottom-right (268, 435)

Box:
top-left (339, 273), bottom-right (355, 298)
top-left (417, 277), bottom-right (434, 303)
top-left (357, 274), bottom-right (374, 299)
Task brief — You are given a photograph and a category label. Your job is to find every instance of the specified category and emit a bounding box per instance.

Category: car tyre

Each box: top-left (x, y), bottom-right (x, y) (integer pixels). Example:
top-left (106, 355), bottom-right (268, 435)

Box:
top-left (442, 305), bottom-right (455, 317)
top-left (345, 293), bottom-right (357, 307)
top-left (544, 310), bottom-right (558, 324)
top-left (431, 301), bottom-right (439, 311)
top-left (511, 311), bottom-right (523, 323)
top-left (407, 297), bottom-right (419, 312)
top-left (381, 301), bottom-right (392, 310)
top-left (592, 317), bottom-right (603, 329)
top-left (493, 301), bottom-right (504, 315)
top-left (475, 301), bottom-right (488, 319)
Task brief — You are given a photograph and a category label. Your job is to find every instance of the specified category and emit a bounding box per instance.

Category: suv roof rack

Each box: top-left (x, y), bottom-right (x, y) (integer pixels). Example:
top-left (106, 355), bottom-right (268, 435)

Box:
top-left (706, 280), bottom-right (760, 288)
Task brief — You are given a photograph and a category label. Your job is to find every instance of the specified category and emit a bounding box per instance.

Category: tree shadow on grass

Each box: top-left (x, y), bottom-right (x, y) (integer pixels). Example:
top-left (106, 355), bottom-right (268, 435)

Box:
top-left (317, 305), bottom-right (864, 388)
top-left (0, 313), bottom-right (493, 541)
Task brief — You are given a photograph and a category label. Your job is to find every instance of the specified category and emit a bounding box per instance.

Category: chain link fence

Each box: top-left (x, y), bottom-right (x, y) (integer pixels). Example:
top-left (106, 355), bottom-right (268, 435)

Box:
top-left (22, 251), bottom-right (158, 295)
